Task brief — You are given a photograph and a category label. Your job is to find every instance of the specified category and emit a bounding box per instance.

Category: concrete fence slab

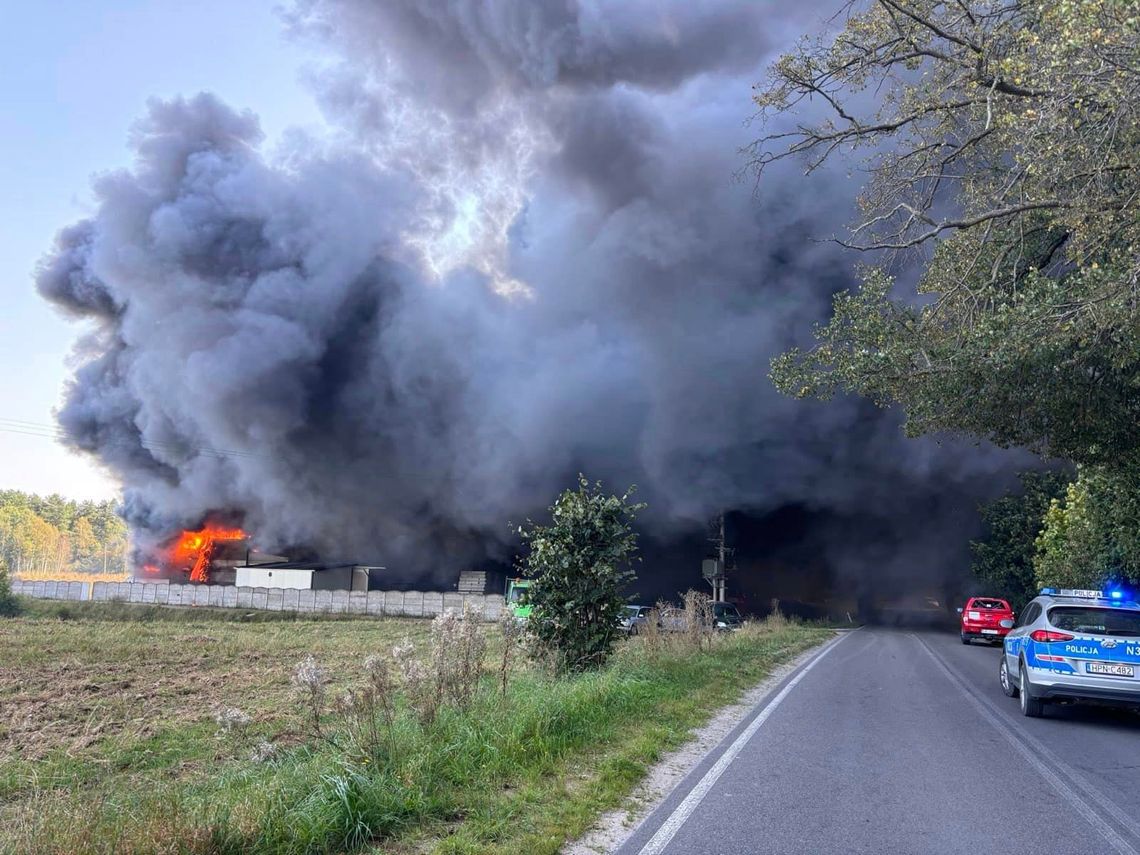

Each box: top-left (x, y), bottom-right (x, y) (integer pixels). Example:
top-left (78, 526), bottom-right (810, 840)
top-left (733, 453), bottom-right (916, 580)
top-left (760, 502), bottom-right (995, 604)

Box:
top-left (349, 591), bottom-right (367, 614)
top-left (484, 595), bottom-right (505, 621)
top-left (314, 590), bottom-right (333, 613)
top-left (402, 591), bottom-right (425, 617)
top-left (366, 591), bottom-right (385, 615)
top-left (298, 589), bottom-right (316, 612)
top-left (423, 592), bottom-right (444, 617)
top-left (282, 588), bottom-right (299, 611)
top-left (442, 592), bottom-right (463, 614)
top-left (251, 588), bottom-right (268, 610)
top-left (382, 591), bottom-right (404, 616)
top-left (236, 587), bottom-right (253, 608)
top-left (267, 589), bottom-right (284, 612)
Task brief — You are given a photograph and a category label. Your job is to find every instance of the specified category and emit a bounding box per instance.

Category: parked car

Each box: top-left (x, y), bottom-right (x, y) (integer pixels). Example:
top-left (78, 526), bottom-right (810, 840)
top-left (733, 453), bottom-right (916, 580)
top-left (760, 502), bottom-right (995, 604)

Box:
top-left (656, 601), bottom-right (743, 632)
top-left (1000, 587), bottom-right (1140, 717)
top-left (958, 596), bottom-right (1015, 645)
top-left (619, 604), bottom-right (652, 634)
top-left (712, 602), bottom-right (744, 630)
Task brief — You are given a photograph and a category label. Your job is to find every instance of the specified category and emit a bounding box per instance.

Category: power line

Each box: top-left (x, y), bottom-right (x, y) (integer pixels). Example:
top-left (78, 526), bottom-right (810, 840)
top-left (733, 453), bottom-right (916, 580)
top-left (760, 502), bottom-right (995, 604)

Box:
top-left (0, 417), bottom-right (266, 462)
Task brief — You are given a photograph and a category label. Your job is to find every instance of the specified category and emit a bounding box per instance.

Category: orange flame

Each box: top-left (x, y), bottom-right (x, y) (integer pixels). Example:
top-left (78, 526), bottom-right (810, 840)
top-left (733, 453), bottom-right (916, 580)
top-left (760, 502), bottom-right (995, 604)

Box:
top-left (167, 524), bottom-right (246, 583)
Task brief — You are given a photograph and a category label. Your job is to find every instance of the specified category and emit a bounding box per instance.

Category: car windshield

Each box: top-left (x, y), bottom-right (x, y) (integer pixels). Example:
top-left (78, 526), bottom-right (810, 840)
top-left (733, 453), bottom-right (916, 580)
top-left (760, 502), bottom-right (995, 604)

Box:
top-left (970, 599), bottom-right (1006, 610)
top-left (714, 604), bottom-right (740, 618)
top-left (508, 587), bottom-right (527, 603)
top-left (1048, 607), bottom-right (1140, 637)
top-left (625, 606), bottom-right (642, 617)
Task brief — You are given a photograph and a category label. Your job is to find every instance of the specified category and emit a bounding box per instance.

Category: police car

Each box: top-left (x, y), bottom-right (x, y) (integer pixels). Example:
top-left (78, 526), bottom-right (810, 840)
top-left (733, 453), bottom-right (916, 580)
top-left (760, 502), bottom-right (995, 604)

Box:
top-left (1000, 587), bottom-right (1140, 717)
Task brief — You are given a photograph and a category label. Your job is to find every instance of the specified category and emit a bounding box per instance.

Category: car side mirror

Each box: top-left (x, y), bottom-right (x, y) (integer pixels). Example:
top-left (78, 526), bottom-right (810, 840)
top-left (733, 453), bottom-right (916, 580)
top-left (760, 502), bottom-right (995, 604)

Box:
top-left (956, 607), bottom-right (963, 614)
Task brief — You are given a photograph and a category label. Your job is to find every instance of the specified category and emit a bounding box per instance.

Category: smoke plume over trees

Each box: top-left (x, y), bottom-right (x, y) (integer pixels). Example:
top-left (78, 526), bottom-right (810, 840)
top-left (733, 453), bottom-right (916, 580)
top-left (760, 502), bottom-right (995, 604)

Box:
top-left (38, 1), bottom-right (1024, 580)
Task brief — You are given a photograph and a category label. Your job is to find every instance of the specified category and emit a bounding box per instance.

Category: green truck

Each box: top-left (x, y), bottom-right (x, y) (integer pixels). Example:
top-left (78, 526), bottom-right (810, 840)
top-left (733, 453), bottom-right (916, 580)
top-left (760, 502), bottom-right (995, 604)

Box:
top-left (505, 578), bottom-right (533, 619)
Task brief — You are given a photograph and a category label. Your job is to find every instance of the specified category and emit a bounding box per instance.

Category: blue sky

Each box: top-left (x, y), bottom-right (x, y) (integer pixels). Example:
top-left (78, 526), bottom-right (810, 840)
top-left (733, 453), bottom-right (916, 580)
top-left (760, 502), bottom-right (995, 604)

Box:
top-left (0, 1), bottom-right (325, 499)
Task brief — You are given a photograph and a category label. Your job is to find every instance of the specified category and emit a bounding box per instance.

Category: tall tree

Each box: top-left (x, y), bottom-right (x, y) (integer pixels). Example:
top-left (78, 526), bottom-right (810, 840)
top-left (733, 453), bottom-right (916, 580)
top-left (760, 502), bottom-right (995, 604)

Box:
top-left (757, 0), bottom-right (1140, 468)
top-left (0, 490), bottom-right (128, 576)
top-left (970, 470), bottom-right (1069, 609)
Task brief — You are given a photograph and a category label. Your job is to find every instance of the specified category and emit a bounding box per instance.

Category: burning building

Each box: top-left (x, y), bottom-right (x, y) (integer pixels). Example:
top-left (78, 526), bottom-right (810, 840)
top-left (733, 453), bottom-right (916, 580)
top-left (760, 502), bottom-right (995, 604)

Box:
top-left (141, 524), bottom-right (286, 585)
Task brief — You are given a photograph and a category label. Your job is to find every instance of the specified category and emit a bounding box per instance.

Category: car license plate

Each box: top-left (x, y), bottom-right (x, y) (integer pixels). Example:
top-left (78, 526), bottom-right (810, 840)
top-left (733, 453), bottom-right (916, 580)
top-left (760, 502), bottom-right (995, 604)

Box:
top-left (1087, 662), bottom-right (1134, 677)
top-left (981, 629), bottom-right (999, 635)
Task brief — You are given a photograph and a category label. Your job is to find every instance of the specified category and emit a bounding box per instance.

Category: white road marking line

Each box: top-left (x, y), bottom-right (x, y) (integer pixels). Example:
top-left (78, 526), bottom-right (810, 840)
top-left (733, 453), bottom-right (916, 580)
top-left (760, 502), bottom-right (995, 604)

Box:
top-left (942, 645), bottom-right (1140, 842)
top-left (917, 635), bottom-right (1139, 855)
top-left (636, 631), bottom-right (853, 855)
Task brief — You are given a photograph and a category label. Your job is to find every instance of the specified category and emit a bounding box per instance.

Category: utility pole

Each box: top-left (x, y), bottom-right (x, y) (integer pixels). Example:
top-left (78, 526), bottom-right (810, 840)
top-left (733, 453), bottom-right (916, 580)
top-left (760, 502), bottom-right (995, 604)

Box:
top-left (704, 511), bottom-right (732, 603)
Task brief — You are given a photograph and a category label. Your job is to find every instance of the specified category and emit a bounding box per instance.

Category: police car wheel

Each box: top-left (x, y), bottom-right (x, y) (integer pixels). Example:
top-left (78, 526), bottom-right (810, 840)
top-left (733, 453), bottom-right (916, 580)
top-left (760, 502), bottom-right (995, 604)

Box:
top-left (960, 633), bottom-right (971, 645)
top-left (1019, 662), bottom-right (1044, 717)
top-left (999, 656), bottom-right (1018, 698)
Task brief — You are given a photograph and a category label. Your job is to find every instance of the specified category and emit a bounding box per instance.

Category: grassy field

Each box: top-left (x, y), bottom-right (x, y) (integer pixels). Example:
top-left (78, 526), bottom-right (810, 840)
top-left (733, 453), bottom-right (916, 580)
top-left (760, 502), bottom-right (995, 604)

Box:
top-left (0, 600), bottom-right (831, 854)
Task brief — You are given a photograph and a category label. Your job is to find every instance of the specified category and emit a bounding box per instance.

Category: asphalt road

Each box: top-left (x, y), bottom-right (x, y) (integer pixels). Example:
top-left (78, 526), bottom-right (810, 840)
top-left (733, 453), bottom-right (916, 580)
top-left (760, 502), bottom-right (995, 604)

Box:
top-left (615, 627), bottom-right (1140, 855)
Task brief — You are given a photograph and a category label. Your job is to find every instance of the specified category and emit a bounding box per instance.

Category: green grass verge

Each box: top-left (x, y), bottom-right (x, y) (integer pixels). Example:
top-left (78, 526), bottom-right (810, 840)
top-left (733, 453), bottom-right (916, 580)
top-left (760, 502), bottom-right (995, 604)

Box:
top-left (1, 612), bottom-right (829, 855)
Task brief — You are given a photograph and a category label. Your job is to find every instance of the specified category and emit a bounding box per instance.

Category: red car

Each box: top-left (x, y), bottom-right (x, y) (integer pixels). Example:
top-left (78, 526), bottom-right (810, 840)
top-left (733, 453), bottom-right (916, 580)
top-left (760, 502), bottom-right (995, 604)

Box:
top-left (959, 597), bottom-right (1015, 645)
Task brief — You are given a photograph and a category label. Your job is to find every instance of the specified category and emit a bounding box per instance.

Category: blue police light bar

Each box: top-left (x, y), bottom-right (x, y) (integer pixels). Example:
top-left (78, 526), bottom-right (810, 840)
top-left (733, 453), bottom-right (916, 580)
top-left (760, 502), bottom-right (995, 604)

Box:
top-left (1110, 590), bottom-right (1124, 600)
top-left (1040, 587), bottom-right (1056, 595)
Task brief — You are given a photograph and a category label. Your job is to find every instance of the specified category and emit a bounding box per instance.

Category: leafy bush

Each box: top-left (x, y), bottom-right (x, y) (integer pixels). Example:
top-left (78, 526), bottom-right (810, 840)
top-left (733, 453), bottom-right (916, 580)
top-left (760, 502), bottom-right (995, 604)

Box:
top-left (0, 555), bottom-right (20, 617)
top-left (518, 476), bottom-right (645, 672)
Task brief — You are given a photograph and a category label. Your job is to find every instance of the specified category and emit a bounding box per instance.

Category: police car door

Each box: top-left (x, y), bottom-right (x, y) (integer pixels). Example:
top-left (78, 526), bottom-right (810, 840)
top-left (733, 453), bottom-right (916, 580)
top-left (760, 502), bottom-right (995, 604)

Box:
top-left (1005, 602), bottom-right (1039, 666)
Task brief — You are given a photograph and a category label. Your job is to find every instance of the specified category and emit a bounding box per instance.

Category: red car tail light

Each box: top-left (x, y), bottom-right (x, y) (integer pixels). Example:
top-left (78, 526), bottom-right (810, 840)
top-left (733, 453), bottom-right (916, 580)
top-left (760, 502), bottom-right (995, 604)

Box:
top-left (1029, 630), bottom-right (1074, 642)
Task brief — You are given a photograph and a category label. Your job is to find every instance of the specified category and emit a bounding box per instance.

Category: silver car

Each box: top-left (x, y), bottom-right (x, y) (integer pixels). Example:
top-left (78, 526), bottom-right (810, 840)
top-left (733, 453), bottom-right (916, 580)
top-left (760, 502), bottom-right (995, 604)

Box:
top-left (1000, 588), bottom-right (1140, 717)
top-left (619, 605), bottom-right (652, 634)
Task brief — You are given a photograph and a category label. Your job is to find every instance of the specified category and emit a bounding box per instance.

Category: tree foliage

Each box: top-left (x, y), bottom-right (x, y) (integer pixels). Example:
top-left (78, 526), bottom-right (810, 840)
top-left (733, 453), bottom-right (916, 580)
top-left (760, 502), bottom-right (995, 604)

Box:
top-left (0, 490), bottom-right (128, 577)
top-left (0, 554), bottom-right (19, 617)
top-left (517, 477), bottom-right (644, 672)
top-left (758, 0), bottom-right (1140, 467)
top-left (1034, 465), bottom-right (1140, 590)
top-left (970, 470), bottom-right (1069, 609)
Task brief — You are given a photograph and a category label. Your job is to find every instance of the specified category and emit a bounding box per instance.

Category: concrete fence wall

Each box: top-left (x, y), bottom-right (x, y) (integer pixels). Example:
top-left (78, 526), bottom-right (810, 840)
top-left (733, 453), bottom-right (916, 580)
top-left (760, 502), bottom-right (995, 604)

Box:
top-left (9, 579), bottom-right (504, 621)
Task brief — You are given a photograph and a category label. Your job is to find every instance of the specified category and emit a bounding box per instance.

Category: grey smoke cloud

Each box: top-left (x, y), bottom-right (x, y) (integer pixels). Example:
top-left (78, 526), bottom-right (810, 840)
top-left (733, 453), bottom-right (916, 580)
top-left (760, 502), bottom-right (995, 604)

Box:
top-left (39, 0), bottom-right (1023, 576)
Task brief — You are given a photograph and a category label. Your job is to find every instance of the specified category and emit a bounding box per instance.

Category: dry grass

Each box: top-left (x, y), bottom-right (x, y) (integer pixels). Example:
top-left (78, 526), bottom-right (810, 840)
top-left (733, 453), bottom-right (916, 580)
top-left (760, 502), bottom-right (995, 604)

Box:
top-left (0, 611), bottom-right (430, 788)
top-left (0, 604), bottom-right (830, 855)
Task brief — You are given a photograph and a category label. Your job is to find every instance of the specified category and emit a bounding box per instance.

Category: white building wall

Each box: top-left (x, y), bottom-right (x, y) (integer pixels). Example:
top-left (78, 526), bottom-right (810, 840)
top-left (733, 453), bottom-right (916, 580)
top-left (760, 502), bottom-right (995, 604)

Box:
top-left (235, 566), bottom-right (315, 589)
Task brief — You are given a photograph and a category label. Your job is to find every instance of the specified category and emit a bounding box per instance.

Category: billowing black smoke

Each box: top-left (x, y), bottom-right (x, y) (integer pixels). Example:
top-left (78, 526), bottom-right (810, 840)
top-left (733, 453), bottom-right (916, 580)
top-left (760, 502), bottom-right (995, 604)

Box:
top-left (38, 0), bottom-right (1026, 585)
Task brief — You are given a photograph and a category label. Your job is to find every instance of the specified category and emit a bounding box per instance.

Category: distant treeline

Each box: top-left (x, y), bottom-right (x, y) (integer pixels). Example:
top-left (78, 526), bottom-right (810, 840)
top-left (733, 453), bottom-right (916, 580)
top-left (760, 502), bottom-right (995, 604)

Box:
top-left (0, 490), bottom-right (128, 576)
